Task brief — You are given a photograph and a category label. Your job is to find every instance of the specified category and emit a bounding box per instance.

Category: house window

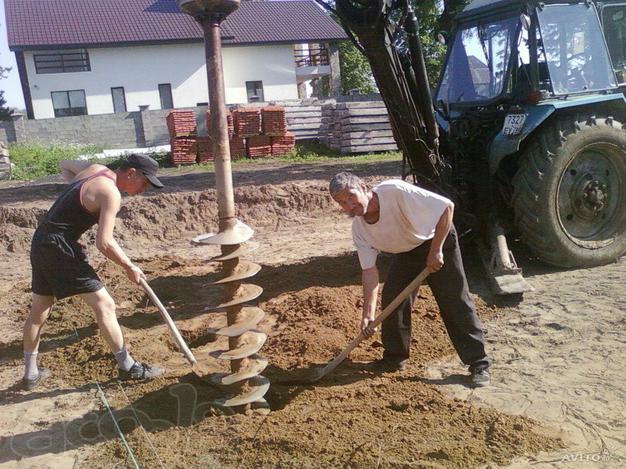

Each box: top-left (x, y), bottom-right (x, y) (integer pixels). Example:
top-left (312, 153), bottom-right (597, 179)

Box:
top-left (51, 90), bottom-right (87, 117)
top-left (159, 83), bottom-right (174, 109)
top-left (111, 87), bottom-right (127, 113)
top-left (246, 81), bottom-right (264, 102)
top-left (34, 50), bottom-right (90, 74)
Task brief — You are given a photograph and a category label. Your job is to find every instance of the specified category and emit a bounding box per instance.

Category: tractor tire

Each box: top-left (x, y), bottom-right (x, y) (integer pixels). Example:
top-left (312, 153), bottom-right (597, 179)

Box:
top-left (512, 115), bottom-right (626, 267)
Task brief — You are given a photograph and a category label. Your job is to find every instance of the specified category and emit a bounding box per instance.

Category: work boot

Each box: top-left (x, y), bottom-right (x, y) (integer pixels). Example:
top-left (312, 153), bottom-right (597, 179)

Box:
top-left (118, 362), bottom-right (165, 381)
top-left (470, 368), bottom-right (490, 387)
top-left (367, 358), bottom-right (408, 373)
top-left (22, 368), bottom-right (51, 391)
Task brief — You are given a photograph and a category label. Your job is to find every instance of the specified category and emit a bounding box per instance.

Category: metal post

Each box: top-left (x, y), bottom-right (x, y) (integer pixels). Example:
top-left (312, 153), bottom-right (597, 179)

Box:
top-left (201, 16), bottom-right (236, 234)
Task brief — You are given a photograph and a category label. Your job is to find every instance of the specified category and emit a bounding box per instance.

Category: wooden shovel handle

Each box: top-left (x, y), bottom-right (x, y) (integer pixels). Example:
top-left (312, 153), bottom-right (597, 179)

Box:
top-left (318, 267), bottom-right (430, 378)
top-left (139, 278), bottom-right (197, 365)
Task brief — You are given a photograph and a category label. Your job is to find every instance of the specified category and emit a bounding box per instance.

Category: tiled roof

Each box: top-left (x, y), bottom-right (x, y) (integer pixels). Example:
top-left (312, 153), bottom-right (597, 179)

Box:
top-left (6, 0), bottom-right (347, 50)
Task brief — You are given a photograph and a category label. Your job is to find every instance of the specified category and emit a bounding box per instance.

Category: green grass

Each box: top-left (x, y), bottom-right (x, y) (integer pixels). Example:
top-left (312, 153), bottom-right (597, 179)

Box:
top-left (8, 140), bottom-right (401, 180)
top-left (9, 142), bottom-right (103, 180)
top-left (189, 141), bottom-right (401, 173)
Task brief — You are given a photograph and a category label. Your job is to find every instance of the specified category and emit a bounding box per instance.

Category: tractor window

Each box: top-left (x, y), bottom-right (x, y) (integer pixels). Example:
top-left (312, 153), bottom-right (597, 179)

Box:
top-left (538, 4), bottom-right (617, 94)
top-left (437, 17), bottom-right (518, 103)
top-left (602, 5), bottom-right (626, 84)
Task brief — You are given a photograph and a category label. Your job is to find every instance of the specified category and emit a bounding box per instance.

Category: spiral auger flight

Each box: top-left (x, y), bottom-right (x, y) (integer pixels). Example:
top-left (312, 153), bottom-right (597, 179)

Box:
top-left (192, 221), bottom-right (270, 413)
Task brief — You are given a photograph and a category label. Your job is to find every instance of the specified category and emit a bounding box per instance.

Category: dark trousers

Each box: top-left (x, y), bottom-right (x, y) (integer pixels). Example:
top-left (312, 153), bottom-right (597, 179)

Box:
top-left (381, 226), bottom-right (491, 372)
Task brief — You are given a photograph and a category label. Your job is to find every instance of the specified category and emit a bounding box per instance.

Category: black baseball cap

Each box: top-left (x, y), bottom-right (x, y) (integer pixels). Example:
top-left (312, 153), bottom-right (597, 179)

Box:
top-left (125, 154), bottom-right (164, 188)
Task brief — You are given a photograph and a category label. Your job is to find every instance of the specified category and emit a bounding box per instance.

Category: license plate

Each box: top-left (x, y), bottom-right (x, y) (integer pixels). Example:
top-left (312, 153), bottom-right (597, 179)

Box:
top-left (502, 113), bottom-right (527, 136)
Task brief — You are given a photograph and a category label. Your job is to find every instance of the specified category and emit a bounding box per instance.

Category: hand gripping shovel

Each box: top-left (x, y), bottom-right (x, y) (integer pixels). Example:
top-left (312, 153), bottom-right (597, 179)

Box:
top-left (279, 267), bottom-right (430, 385)
top-left (140, 278), bottom-right (197, 366)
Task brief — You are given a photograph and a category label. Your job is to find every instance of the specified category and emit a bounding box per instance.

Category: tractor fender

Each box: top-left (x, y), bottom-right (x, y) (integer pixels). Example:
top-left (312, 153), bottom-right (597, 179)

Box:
top-left (489, 104), bottom-right (555, 174)
top-left (488, 93), bottom-right (626, 174)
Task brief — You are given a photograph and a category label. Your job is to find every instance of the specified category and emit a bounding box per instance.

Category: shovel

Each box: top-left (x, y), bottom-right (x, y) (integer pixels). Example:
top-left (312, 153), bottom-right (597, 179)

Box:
top-left (278, 267), bottom-right (430, 385)
top-left (140, 278), bottom-right (197, 366)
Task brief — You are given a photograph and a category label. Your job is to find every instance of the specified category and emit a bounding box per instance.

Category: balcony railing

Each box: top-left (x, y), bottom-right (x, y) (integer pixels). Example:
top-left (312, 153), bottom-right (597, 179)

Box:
top-left (294, 46), bottom-right (329, 67)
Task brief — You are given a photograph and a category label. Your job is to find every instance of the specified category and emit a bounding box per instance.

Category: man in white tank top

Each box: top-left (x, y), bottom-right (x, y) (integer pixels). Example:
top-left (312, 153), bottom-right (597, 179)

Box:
top-left (330, 172), bottom-right (491, 387)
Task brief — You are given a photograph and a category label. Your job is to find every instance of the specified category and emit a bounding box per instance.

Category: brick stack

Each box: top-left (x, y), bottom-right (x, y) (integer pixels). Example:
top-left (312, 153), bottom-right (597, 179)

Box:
top-left (205, 110), bottom-right (234, 138)
top-left (246, 135), bottom-right (272, 159)
top-left (196, 136), bottom-right (213, 163)
top-left (167, 110), bottom-right (198, 165)
top-left (232, 108), bottom-right (261, 137)
top-left (261, 106), bottom-right (287, 136)
top-left (271, 132), bottom-right (296, 156)
top-left (230, 136), bottom-right (247, 159)
top-left (171, 138), bottom-right (198, 165)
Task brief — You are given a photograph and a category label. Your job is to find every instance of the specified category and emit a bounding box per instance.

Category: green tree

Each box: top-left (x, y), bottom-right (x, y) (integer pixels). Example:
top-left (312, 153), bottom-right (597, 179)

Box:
top-left (339, 41), bottom-right (376, 94)
top-left (0, 91), bottom-right (13, 120)
top-left (319, 0), bottom-right (469, 93)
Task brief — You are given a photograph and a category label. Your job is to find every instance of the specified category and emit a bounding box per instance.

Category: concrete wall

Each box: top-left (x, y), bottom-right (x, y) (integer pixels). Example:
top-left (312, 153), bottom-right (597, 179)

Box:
top-left (25, 43), bottom-right (300, 119)
top-left (0, 99), bottom-right (339, 149)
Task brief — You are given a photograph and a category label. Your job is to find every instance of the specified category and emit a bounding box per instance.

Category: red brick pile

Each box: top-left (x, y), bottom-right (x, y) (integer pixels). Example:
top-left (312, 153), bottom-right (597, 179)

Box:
top-left (167, 110), bottom-right (196, 137)
top-left (271, 132), bottom-right (296, 156)
top-left (233, 107), bottom-right (262, 137)
top-left (261, 106), bottom-right (287, 136)
top-left (247, 135), bottom-right (272, 159)
top-left (196, 136), bottom-right (213, 163)
top-left (205, 111), bottom-right (234, 138)
top-left (166, 104), bottom-right (294, 165)
top-left (171, 137), bottom-right (198, 165)
top-left (168, 110), bottom-right (198, 165)
top-left (230, 136), bottom-right (247, 159)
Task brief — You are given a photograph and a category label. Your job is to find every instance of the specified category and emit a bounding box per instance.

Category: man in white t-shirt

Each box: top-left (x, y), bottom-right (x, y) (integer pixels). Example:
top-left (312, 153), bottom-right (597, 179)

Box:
top-left (329, 172), bottom-right (491, 387)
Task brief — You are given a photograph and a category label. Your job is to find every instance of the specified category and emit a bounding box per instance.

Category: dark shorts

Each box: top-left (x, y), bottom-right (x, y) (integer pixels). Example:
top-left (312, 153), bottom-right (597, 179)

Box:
top-left (30, 232), bottom-right (103, 300)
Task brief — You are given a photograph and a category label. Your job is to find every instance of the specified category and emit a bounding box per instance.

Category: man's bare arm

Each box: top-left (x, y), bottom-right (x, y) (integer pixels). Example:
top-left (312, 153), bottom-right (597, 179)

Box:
top-left (361, 266), bottom-right (380, 336)
top-left (95, 185), bottom-right (144, 284)
top-left (59, 160), bottom-right (92, 183)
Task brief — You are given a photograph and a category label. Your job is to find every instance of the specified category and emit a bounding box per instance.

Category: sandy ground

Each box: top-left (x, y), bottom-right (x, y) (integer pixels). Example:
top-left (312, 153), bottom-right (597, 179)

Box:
top-left (428, 258), bottom-right (626, 468)
top-left (0, 159), bottom-right (623, 468)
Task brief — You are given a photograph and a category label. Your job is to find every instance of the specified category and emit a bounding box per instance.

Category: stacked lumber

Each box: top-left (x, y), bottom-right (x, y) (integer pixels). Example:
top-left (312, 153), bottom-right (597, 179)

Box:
top-left (261, 106), bottom-right (287, 136)
top-left (232, 108), bottom-right (261, 137)
top-left (167, 110), bottom-right (198, 165)
top-left (0, 143), bottom-right (12, 180)
top-left (271, 132), bottom-right (296, 156)
top-left (319, 103), bottom-right (335, 148)
top-left (331, 102), bottom-right (398, 154)
top-left (247, 135), bottom-right (272, 158)
top-left (283, 102), bottom-right (322, 140)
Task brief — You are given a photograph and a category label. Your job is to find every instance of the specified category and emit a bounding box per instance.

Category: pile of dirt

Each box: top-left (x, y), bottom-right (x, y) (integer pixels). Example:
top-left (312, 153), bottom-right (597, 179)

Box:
top-left (0, 168), bottom-right (563, 467)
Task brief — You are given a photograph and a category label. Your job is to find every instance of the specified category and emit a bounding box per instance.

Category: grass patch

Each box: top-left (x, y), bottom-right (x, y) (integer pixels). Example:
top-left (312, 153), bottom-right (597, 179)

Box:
top-left (175, 141), bottom-right (401, 174)
top-left (8, 140), bottom-right (401, 181)
top-left (9, 142), bottom-right (103, 180)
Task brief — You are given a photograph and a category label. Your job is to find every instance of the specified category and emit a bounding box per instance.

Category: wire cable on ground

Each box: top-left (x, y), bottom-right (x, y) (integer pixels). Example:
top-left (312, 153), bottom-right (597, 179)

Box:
top-left (96, 381), bottom-right (141, 469)
top-left (117, 381), bottom-right (167, 469)
top-left (71, 326), bottom-right (141, 469)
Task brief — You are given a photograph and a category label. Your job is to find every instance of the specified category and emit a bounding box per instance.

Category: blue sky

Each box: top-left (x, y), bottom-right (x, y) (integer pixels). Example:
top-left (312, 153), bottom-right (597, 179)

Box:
top-left (0, 0), bottom-right (25, 110)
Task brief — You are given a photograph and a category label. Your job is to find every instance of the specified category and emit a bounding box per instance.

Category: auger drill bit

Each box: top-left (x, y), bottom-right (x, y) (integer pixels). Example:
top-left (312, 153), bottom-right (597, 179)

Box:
top-left (192, 226), bottom-right (270, 413)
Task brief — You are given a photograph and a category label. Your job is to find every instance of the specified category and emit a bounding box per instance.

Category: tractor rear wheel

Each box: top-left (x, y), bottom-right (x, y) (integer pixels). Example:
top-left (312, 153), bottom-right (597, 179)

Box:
top-left (512, 116), bottom-right (626, 267)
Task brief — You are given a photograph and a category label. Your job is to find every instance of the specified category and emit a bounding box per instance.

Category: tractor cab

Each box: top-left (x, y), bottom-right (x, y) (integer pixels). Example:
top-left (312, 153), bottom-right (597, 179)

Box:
top-left (436, 0), bottom-right (620, 110)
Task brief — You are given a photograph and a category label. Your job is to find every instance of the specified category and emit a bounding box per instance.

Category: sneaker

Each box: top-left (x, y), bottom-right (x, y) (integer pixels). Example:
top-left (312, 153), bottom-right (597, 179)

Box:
top-left (470, 368), bottom-right (490, 387)
top-left (118, 362), bottom-right (165, 380)
top-left (22, 368), bottom-right (51, 391)
top-left (367, 358), bottom-right (408, 373)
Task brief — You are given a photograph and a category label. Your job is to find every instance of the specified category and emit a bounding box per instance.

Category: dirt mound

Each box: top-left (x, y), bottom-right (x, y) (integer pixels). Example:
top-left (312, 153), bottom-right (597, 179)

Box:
top-left (0, 168), bottom-right (562, 467)
top-left (0, 182), bottom-right (336, 256)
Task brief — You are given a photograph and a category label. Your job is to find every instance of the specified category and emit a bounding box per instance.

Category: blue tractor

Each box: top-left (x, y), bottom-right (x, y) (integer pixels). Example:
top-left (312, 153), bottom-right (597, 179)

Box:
top-left (435, 0), bottom-right (625, 283)
top-left (324, 0), bottom-right (625, 293)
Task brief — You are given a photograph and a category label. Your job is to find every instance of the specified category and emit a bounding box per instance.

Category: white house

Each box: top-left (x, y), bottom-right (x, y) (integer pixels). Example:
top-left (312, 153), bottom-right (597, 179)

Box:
top-left (5, 0), bottom-right (347, 120)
